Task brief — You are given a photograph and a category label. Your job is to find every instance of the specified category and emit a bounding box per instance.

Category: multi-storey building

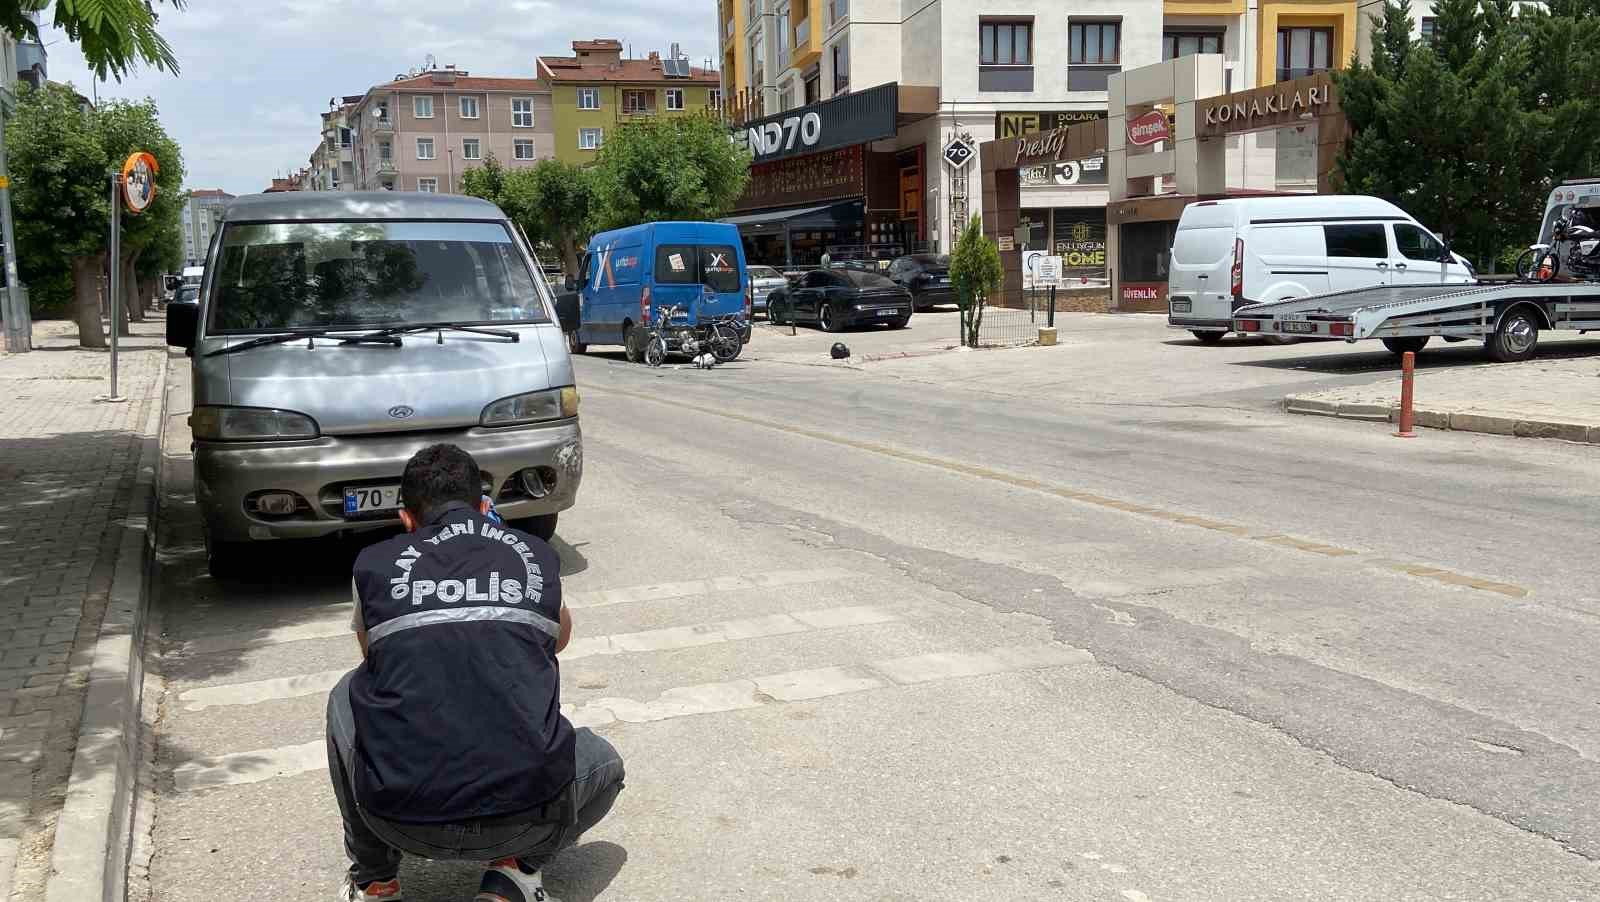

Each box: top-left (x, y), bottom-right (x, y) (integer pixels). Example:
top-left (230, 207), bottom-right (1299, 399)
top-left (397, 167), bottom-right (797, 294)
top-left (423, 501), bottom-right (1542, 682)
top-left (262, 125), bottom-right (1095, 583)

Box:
top-left (718, 0), bottom-right (1369, 267)
top-left (345, 67), bottom-right (556, 194)
top-left (181, 190), bottom-right (235, 265)
top-left (536, 39), bottom-right (722, 166)
top-left (305, 97), bottom-right (363, 192)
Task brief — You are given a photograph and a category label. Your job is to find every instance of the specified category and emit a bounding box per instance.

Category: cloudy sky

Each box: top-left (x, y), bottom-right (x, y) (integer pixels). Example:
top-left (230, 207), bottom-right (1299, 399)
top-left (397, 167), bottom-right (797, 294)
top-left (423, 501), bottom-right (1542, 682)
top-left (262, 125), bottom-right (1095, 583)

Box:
top-left (41, 1), bottom-right (719, 195)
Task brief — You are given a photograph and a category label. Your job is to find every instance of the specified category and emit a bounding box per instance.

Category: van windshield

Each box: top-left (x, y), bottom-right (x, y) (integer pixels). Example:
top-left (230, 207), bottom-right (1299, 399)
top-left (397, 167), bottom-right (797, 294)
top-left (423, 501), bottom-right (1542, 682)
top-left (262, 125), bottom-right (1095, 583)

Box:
top-left (207, 220), bottom-right (548, 333)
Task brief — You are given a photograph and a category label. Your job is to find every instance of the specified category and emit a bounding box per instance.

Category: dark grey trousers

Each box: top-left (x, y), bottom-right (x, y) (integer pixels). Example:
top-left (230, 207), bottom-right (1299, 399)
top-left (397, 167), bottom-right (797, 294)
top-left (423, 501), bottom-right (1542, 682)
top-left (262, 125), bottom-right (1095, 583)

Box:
top-left (326, 671), bottom-right (625, 885)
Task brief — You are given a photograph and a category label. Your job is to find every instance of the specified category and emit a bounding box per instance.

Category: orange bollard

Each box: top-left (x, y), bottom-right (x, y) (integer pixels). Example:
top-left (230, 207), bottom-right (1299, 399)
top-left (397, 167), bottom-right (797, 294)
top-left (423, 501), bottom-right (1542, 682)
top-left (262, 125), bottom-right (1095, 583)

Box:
top-left (1394, 350), bottom-right (1417, 438)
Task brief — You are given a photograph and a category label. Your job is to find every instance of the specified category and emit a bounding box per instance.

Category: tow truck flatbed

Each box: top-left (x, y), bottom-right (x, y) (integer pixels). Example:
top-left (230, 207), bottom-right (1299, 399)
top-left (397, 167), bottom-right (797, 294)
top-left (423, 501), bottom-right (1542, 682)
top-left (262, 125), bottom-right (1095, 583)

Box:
top-left (1231, 281), bottom-right (1600, 360)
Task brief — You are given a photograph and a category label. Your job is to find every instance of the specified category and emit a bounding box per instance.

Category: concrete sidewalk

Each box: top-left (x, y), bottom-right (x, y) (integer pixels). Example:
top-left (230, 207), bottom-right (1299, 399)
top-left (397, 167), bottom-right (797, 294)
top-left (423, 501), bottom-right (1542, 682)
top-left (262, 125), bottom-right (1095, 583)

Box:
top-left (1283, 355), bottom-right (1600, 442)
top-left (0, 317), bottom-right (167, 900)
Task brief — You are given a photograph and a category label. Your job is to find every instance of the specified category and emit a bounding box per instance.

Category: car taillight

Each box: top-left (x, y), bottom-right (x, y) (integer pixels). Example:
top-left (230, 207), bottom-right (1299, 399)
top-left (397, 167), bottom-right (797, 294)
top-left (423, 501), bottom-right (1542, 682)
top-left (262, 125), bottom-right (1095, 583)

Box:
top-left (1231, 238), bottom-right (1244, 300)
top-left (1329, 322), bottom-right (1354, 337)
top-left (641, 284), bottom-right (652, 325)
top-left (1238, 319), bottom-right (1261, 333)
top-left (744, 279), bottom-right (753, 316)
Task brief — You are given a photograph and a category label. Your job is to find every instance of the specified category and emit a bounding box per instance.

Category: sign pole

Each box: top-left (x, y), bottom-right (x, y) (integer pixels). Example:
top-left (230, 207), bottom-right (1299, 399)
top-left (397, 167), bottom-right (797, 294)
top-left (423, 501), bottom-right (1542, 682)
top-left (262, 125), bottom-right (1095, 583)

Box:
top-left (0, 110), bottom-right (27, 353)
top-left (106, 172), bottom-right (123, 401)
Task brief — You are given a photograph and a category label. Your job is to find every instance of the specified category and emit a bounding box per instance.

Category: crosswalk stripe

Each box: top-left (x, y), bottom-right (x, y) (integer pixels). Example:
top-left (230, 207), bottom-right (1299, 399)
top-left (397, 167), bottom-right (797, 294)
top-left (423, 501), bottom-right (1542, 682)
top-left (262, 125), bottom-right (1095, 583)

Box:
top-left (562, 605), bottom-right (901, 661)
top-left (179, 669), bottom-right (349, 712)
top-left (567, 643), bottom-right (1094, 728)
top-left (167, 643), bottom-right (1093, 793)
top-left (564, 568), bottom-right (856, 610)
top-left (180, 613), bottom-right (353, 656)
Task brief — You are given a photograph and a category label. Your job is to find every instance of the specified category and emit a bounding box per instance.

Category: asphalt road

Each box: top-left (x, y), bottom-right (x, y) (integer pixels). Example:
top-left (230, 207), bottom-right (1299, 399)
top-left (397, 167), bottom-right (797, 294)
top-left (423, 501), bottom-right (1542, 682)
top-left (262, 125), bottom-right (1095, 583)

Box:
top-left (140, 320), bottom-right (1600, 901)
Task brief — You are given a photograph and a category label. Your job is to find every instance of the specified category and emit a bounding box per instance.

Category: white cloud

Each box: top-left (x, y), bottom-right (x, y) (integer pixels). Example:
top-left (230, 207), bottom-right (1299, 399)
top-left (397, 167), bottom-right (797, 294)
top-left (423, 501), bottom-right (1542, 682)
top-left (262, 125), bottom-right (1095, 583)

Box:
top-left (41, 0), bottom-right (721, 194)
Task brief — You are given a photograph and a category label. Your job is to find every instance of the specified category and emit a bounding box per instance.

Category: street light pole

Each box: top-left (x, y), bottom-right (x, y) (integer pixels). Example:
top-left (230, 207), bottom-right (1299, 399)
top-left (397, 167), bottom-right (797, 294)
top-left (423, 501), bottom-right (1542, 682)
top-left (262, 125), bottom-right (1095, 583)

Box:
top-left (104, 171), bottom-right (124, 402)
top-left (0, 91), bottom-right (29, 353)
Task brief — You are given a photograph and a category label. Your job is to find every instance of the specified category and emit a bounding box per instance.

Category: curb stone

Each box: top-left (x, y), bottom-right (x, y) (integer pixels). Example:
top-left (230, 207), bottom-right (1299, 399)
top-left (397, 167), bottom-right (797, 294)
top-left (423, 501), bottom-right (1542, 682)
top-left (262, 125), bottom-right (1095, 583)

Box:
top-left (42, 348), bottom-right (168, 902)
top-left (1283, 394), bottom-right (1599, 443)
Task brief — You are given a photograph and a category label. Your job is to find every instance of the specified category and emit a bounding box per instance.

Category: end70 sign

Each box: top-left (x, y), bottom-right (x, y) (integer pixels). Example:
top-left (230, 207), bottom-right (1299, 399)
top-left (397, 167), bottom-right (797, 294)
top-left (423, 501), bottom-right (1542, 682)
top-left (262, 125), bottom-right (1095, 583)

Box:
top-left (746, 111), bottom-right (823, 159)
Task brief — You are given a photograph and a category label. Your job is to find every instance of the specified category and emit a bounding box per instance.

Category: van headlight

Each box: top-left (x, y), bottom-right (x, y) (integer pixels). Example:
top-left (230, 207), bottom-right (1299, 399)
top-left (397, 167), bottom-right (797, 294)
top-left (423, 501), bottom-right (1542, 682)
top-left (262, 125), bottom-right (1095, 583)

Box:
top-left (481, 386), bottom-right (579, 427)
top-left (191, 406), bottom-right (319, 441)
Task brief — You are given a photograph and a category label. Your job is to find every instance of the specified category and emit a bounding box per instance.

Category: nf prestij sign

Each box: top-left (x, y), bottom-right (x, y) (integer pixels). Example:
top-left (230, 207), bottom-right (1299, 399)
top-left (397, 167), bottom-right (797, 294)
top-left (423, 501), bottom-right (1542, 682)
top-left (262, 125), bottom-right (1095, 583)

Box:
top-left (1126, 110), bottom-right (1171, 147)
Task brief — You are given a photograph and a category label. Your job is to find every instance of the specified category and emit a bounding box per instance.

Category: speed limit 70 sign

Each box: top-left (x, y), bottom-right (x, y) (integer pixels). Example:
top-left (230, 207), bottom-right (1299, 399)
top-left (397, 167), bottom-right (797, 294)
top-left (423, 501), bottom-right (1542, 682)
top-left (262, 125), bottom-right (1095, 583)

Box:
top-left (942, 136), bottom-right (975, 170)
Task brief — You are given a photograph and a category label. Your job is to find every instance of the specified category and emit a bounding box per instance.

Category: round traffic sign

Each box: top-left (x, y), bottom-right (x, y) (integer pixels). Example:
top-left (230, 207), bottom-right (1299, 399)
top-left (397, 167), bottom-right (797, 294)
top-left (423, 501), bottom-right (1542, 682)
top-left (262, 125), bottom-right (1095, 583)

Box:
top-left (121, 152), bottom-right (160, 214)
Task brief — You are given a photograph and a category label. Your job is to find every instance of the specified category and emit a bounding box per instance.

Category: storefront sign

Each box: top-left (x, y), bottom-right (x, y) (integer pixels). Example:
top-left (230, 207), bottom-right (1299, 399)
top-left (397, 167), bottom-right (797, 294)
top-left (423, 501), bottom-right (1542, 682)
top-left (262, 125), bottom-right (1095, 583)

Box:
top-left (738, 82), bottom-right (899, 164)
top-left (1121, 283), bottom-right (1166, 303)
top-left (1197, 73), bottom-right (1337, 138)
top-left (997, 235), bottom-right (1015, 252)
top-left (942, 135), bottom-right (976, 170)
top-left (1020, 156), bottom-right (1106, 188)
top-left (1056, 219), bottom-right (1107, 270)
top-left (996, 110), bottom-right (1106, 140)
top-left (1126, 111), bottom-right (1171, 148)
top-left (734, 144), bottom-right (867, 211)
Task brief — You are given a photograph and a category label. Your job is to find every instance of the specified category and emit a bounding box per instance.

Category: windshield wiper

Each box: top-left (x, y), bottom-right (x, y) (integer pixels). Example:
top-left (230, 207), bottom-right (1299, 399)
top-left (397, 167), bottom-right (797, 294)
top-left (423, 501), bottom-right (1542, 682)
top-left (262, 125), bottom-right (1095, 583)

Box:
top-left (204, 329), bottom-right (402, 357)
top-left (346, 322), bottom-right (521, 344)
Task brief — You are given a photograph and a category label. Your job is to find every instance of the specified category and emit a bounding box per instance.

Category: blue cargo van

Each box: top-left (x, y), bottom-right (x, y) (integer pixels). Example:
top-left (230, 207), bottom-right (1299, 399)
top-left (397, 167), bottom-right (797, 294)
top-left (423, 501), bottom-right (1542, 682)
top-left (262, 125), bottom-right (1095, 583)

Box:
top-left (571, 222), bottom-right (750, 360)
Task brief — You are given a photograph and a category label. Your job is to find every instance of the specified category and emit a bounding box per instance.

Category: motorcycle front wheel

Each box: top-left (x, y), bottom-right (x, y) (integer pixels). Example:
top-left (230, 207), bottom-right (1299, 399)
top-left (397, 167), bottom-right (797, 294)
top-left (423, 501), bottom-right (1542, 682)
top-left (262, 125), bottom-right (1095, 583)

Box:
top-left (644, 335), bottom-right (667, 367)
top-left (709, 323), bottom-right (743, 362)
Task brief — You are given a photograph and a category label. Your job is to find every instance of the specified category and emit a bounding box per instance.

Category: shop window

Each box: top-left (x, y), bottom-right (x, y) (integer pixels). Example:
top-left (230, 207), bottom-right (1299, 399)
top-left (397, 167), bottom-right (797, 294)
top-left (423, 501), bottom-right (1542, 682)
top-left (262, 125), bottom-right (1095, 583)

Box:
top-left (1324, 224), bottom-right (1389, 258)
top-left (1163, 31), bottom-right (1223, 60)
top-left (979, 19), bottom-right (1034, 92)
top-left (1069, 20), bottom-right (1121, 91)
top-left (1276, 27), bottom-right (1332, 82)
top-left (1054, 211), bottom-right (1108, 275)
top-left (1119, 220), bottom-right (1177, 283)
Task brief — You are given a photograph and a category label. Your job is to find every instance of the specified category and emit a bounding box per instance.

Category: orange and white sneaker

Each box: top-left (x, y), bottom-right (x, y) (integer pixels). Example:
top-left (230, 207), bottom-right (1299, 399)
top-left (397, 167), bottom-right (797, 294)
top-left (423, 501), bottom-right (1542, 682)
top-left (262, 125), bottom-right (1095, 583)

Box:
top-left (339, 876), bottom-right (401, 901)
top-left (474, 857), bottom-right (550, 902)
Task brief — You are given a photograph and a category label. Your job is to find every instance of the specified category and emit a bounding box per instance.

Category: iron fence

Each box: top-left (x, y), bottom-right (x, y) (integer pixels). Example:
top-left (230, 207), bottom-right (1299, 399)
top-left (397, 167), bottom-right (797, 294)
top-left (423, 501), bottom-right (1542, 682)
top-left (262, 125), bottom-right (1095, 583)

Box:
top-left (960, 288), bottom-right (1062, 348)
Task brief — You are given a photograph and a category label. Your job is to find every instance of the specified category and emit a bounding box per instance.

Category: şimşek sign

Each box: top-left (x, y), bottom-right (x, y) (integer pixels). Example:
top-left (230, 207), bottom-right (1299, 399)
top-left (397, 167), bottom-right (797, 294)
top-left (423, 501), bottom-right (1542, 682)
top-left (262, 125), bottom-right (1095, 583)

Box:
top-left (1126, 110), bottom-right (1171, 148)
top-left (121, 152), bottom-right (160, 215)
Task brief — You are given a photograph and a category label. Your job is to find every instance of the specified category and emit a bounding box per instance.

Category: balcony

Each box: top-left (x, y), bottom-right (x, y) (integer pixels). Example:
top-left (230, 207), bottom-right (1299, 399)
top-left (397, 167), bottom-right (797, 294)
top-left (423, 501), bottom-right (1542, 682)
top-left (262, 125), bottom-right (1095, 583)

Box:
top-left (791, 18), bottom-right (819, 66)
top-left (377, 158), bottom-right (396, 174)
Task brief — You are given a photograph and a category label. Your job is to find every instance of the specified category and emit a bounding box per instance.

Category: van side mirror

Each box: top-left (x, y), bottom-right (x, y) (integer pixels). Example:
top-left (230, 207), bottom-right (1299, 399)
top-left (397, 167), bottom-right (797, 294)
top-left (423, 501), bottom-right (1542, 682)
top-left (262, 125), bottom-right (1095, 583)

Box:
top-left (563, 276), bottom-right (578, 292)
top-left (166, 299), bottom-right (198, 351)
top-left (554, 289), bottom-right (580, 334)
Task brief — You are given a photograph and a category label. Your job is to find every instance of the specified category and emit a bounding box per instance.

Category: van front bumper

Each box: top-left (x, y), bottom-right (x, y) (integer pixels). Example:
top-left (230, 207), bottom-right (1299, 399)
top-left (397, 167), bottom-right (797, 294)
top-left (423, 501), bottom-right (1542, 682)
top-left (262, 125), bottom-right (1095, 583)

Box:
top-left (194, 420), bottom-right (582, 543)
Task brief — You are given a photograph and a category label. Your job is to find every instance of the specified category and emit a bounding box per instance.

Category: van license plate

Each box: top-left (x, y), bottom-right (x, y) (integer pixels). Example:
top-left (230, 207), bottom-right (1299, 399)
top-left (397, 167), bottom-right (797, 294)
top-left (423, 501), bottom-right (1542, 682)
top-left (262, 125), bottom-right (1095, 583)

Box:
top-left (344, 485), bottom-right (402, 516)
top-left (1170, 298), bottom-right (1192, 313)
top-left (1280, 321), bottom-right (1317, 334)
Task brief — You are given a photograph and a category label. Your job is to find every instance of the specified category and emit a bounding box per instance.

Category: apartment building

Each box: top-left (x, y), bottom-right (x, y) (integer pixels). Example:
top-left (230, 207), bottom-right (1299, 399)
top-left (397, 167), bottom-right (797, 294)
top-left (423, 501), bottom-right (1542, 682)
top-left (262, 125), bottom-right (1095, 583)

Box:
top-left (181, 190), bottom-right (235, 265)
top-left (536, 39), bottom-right (722, 165)
top-left (718, 0), bottom-right (1370, 266)
top-left (344, 67), bottom-right (555, 194)
top-left (305, 97), bottom-right (362, 192)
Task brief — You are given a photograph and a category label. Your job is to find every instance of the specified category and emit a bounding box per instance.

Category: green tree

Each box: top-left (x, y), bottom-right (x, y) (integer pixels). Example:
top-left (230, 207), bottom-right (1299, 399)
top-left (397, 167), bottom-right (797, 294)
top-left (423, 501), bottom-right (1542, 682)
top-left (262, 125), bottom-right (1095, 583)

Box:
top-left (1335, 0), bottom-right (1600, 270)
top-left (948, 216), bottom-right (1002, 348)
top-left (8, 83), bottom-right (111, 344)
top-left (462, 155), bottom-right (593, 277)
top-left (98, 97), bottom-right (185, 331)
top-left (586, 113), bottom-right (751, 233)
top-left (1, 1), bottom-right (186, 80)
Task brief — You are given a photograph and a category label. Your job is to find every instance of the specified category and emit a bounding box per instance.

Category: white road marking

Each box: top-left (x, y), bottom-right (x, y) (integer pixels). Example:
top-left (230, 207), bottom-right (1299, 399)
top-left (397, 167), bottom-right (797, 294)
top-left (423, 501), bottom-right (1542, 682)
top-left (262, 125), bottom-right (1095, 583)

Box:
top-left (180, 670), bottom-right (348, 712)
top-left (564, 567), bottom-right (856, 610)
top-left (171, 740), bottom-right (326, 793)
top-left (170, 643), bottom-right (1093, 792)
top-left (561, 605), bottom-right (901, 661)
top-left (1121, 890), bottom-right (1152, 902)
top-left (180, 611), bottom-right (354, 656)
top-left (0, 838), bottom-right (17, 902)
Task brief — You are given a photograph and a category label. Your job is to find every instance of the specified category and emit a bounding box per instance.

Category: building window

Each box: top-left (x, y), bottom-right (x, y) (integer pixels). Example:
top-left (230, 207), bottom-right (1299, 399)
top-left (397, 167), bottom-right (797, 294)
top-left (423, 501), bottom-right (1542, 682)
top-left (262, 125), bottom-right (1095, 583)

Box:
top-left (413, 95), bottom-right (434, 118)
top-left (514, 138), bottom-right (536, 160)
top-left (708, 88), bottom-right (722, 110)
top-left (579, 127), bottom-right (604, 150)
top-left (777, 4), bottom-right (790, 56)
top-left (831, 40), bottom-right (850, 92)
top-left (749, 30), bottom-right (764, 89)
top-left (622, 89), bottom-right (655, 114)
top-left (512, 97), bottom-right (534, 127)
top-left (980, 20), bottom-right (1032, 66)
top-left (1163, 31), bottom-right (1223, 60)
top-left (1277, 27), bottom-right (1332, 81)
top-left (779, 78), bottom-right (795, 112)
top-left (459, 96), bottom-right (480, 119)
top-left (1070, 21), bottom-right (1121, 65)
top-left (578, 88), bottom-right (600, 110)
top-left (666, 89), bottom-right (685, 110)
top-left (829, 0), bottom-right (847, 27)
top-left (462, 138), bottom-right (481, 160)
top-left (416, 137), bottom-right (435, 160)
top-left (379, 141), bottom-right (392, 160)
top-left (339, 127), bottom-right (353, 147)
top-left (1419, 17), bottom-right (1437, 42)
top-left (804, 67), bottom-right (820, 104)
top-left (417, 177), bottom-right (438, 193)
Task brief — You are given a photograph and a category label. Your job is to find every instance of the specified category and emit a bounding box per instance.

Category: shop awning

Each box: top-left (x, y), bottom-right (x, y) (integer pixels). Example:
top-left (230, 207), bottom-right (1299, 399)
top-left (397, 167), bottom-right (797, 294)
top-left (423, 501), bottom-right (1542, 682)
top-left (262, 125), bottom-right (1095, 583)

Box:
top-left (721, 200), bottom-right (862, 232)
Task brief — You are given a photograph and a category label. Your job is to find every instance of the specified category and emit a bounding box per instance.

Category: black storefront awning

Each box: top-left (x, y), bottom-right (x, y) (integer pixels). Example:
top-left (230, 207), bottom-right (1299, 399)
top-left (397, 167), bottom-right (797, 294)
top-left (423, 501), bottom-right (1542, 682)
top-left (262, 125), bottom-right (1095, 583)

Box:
top-left (721, 200), bottom-right (864, 234)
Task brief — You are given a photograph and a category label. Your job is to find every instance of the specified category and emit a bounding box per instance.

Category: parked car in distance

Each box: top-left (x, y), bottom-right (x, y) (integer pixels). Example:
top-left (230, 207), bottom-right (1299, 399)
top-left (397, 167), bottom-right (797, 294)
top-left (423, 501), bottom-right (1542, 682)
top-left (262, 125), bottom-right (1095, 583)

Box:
top-left (748, 265), bottom-right (787, 316)
top-left (1166, 195), bottom-right (1475, 344)
top-left (571, 221), bottom-right (750, 360)
top-left (164, 191), bottom-right (582, 577)
top-left (887, 254), bottom-right (954, 310)
top-left (768, 268), bottom-right (914, 331)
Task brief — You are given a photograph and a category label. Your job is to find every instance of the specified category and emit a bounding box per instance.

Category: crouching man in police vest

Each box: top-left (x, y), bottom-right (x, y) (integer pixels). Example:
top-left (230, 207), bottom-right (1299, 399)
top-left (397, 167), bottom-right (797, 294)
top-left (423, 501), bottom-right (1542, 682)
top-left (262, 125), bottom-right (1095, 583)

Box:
top-left (327, 443), bottom-right (624, 902)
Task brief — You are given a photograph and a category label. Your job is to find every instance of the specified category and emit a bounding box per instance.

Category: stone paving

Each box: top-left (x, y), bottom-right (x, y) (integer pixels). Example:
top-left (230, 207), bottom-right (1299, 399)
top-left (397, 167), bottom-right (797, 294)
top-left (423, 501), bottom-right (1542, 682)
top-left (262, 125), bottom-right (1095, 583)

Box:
top-left (0, 316), bottom-right (166, 901)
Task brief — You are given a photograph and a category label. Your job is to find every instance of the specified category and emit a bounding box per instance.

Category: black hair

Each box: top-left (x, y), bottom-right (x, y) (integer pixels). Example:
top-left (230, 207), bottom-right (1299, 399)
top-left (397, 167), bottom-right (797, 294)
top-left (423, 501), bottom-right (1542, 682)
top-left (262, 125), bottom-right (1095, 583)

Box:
top-left (400, 443), bottom-right (481, 521)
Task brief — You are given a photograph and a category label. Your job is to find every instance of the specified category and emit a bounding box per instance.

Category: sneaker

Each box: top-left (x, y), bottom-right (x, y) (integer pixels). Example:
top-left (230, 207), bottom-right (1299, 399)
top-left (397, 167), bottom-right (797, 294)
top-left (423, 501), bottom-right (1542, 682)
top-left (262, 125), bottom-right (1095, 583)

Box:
top-left (340, 876), bottom-right (401, 901)
top-left (474, 857), bottom-right (550, 902)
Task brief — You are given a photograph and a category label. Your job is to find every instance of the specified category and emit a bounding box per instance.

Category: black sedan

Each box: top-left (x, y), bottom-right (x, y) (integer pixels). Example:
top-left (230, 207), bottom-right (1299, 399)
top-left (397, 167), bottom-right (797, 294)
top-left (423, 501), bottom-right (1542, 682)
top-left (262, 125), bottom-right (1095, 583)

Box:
top-left (768, 269), bottom-right (913, 332)
top-left (887, 254), bottom-right (955, 310)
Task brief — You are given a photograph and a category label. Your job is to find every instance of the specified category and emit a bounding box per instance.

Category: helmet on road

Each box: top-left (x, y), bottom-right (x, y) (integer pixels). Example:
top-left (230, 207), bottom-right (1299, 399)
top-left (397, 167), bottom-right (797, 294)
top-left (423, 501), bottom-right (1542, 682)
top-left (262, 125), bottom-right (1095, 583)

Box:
top-left (830, 342), bottom-right (850, 360)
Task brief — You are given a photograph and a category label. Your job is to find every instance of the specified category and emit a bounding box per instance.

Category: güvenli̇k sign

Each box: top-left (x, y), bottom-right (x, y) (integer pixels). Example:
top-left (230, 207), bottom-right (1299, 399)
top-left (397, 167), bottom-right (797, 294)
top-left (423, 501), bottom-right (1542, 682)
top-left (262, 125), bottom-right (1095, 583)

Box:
top-left (121, 152), bottom-right (160, 215)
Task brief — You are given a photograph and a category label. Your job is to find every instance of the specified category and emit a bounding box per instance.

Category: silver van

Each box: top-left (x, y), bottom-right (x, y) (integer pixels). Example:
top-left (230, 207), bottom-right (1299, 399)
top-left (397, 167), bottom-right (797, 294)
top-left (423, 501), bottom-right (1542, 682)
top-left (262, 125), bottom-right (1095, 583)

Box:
top-left (166, 192), bottom-right (582, 576)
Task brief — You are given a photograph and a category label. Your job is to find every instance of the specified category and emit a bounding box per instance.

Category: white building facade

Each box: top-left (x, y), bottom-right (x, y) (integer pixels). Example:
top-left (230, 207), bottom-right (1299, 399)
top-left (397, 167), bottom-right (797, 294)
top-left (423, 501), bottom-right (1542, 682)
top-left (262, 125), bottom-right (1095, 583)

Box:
top-left (181, 190), bottom-right (234, 266)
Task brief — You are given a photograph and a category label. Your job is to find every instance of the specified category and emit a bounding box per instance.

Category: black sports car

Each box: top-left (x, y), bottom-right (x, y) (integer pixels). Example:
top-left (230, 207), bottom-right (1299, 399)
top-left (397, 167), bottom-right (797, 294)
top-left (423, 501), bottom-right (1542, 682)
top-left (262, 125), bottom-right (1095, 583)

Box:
top-left (768, 269), bottom-right (913, 332)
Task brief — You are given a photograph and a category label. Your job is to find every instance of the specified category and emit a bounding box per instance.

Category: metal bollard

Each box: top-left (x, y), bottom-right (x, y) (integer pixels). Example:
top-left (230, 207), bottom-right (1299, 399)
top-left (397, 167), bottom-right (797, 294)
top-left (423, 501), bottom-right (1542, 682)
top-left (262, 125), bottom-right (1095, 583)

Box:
top-left (1394, 350), bottom-right (1417, 438)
